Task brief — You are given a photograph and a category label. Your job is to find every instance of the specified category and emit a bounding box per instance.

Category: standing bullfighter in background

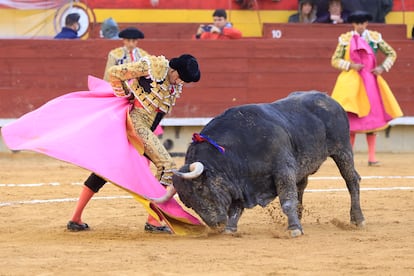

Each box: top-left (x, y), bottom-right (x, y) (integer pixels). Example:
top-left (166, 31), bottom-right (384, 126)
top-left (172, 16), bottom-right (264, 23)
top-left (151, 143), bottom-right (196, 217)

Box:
top-left (331, 11), bottom-right (402, 166)
top-left (154, 91), bottom-right (365, 237)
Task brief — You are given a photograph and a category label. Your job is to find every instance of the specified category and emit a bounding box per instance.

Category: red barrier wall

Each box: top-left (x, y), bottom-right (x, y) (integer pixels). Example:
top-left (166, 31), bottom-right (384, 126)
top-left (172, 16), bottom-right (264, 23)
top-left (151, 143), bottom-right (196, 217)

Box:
top-left (0, 32), bottom-right (413, 119)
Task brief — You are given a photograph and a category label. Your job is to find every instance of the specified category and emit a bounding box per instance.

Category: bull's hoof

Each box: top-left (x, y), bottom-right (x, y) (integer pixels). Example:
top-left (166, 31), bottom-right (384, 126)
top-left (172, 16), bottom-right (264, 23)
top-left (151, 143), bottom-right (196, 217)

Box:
top-left (224, 230), bottom-right (242, 237)
top-left (224, 226), bottom-right (237, 234)
top-left (351, 219), bottom-right (366, 228)
top-left (289, 229), bottom-right (304, 238)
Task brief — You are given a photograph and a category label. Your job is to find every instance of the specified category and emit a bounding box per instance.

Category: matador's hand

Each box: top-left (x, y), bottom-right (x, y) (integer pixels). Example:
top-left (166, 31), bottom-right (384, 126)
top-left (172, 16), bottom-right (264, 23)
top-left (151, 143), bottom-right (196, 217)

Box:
top-left (371, 66), bottom-right (384, 76)
top-left (350, 63), bottom-right (364, 71)
top-left (127, 93), bottom-right (135, 104)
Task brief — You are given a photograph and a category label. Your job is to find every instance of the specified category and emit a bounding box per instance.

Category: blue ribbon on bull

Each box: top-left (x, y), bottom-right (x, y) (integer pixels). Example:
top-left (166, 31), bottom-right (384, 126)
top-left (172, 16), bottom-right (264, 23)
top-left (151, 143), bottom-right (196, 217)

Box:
top-left (192, 133), bottom-right (225, 154)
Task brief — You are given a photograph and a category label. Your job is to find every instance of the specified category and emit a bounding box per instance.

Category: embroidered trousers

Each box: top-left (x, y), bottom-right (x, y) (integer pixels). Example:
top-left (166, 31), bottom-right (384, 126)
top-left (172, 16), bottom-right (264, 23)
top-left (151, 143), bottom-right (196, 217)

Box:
top-left (129, 107), bottom-right (176, 186)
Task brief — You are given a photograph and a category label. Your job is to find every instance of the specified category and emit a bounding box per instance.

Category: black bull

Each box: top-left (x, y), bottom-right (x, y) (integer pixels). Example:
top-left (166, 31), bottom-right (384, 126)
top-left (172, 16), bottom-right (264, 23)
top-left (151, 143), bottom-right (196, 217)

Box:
top-left (172, 91), bottom-right (365, 237)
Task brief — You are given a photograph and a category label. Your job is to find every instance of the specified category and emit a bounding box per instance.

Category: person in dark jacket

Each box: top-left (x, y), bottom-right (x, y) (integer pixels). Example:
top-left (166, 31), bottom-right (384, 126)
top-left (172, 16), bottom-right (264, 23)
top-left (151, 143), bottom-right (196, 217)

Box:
top-left (354, 0), bottom-right (393, 23)
top-left (316, 0), bottom-right (393, 23)
top-left (316, 0), bottom-right (350, 24)
top-left (54, 13), bottom-right (80, 39)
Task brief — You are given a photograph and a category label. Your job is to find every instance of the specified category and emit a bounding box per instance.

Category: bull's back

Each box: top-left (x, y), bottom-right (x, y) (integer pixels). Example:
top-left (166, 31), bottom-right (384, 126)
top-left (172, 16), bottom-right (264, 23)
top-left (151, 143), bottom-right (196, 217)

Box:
top-left (202, 91), bottom-right (349, 152)
top-left (273, 90), bottom-right (350, 144)
top-left (282, 91), bottom-right (349, 130)
top-left (284, 91), bottom-right (350, 142)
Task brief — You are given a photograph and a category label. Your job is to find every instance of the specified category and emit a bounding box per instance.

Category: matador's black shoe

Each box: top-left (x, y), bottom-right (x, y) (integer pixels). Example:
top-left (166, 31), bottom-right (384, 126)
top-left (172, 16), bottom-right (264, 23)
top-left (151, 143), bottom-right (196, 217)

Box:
top-left (368, 161), bottom-right (380, 167)
top-left (67, 221), bottom-right (90, 231)
top-left (144, 222), bottom-right (172, 234)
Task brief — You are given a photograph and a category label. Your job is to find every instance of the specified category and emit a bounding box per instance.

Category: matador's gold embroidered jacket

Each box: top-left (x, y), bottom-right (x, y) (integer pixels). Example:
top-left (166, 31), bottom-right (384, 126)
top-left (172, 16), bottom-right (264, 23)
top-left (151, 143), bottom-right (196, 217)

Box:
top-left (108, 55), bottom-right (183, 115)
top-left (103, 46), bottom-right (149, 81)
top-left (331, 30), bottom-right (397, 72)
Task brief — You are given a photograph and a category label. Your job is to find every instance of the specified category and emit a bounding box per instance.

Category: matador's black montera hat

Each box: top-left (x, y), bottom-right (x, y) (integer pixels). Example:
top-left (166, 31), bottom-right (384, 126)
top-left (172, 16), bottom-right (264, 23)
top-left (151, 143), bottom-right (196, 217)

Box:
top-left (169, 54), bottom-right (201, 83)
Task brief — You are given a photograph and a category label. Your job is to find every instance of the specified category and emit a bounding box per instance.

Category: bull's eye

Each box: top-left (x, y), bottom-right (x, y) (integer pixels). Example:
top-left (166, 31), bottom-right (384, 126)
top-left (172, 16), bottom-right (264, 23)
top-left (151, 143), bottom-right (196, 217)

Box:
top-left (195, 184), bottom-right (203, 192)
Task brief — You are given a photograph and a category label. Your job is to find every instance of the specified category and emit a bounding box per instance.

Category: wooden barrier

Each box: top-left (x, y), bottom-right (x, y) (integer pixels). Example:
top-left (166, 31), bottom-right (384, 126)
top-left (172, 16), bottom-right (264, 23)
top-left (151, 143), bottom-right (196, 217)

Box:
top-left (0, 36), bottom-right (413, 120)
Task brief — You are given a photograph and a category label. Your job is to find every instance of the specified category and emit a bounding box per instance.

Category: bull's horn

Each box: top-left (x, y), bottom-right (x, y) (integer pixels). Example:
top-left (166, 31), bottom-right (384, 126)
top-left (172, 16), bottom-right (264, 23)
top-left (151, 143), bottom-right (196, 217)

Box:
top-left (150, 186), bottom-right (176, 204)
top-left (174, 162), bottom-right (204, 179)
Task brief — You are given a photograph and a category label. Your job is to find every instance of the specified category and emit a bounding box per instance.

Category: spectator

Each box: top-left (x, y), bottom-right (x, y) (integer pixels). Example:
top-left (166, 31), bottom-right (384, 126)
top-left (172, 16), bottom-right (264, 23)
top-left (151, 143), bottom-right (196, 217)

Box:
top-left (316, 0), bottom-right (349, 24)
top-left (103, 27), bottom-right (147, 81)
top-left (356, 0), bottom-right (394, 23)
top-left (315, 0), bottom-right (358, 17)
top-left (194, 9), bottom-right (242, 40)
top-left (235, 0), bottom-right (255, 9)
top-left (54, 13), bottom-right (80, 39)
top-left (100, 17), bottom-right (120, 39)
top-left (330, 10), bottom-right (403, 166)
top-left (318, 0), bottom-right (393, 23)
top-left (288, 0), bottom-right (317, 23)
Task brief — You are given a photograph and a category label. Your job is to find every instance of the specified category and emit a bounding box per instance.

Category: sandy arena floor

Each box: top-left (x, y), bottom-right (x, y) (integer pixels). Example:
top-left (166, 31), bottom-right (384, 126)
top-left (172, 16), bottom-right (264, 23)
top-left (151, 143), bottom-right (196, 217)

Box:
top-left (0, 151), bottom-right (413, 275)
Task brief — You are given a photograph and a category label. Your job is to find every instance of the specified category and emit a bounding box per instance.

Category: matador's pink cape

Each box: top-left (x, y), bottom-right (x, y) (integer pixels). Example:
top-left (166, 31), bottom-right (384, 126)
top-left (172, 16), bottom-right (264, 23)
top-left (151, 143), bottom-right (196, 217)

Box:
top-left (1, 76), bottom-right (204, 235)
